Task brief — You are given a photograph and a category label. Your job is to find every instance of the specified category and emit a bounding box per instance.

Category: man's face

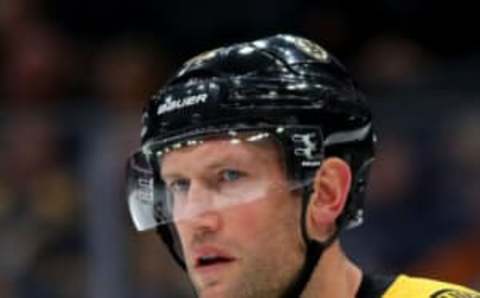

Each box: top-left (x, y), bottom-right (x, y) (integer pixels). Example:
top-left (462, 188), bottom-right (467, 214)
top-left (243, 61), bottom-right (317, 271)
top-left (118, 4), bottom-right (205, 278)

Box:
top-left (160, 137), bottom-right (306, 298)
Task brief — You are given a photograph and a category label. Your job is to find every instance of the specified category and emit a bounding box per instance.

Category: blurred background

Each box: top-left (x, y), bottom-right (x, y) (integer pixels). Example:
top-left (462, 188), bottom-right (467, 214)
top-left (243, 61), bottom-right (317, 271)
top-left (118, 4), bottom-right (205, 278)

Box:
top-left (0, 0), bottom-right (479, 297)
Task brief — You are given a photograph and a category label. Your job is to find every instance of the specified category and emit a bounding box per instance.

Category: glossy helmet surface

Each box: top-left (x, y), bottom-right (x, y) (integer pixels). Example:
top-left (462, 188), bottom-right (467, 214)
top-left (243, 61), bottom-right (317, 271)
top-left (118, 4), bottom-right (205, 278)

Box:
top-left (135, 34), bottom-right (376, 266)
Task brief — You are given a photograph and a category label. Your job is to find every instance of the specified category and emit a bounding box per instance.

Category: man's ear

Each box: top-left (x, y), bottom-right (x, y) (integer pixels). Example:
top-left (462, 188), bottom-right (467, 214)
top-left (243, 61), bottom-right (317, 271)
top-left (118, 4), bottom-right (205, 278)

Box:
top-left (306, 157), bottom-right (352, 241)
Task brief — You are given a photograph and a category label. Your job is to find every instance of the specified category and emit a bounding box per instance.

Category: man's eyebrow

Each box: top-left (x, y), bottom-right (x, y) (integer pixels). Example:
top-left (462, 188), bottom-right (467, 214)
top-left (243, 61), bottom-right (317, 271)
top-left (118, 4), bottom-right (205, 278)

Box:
top-left (206, 152), bottom-right (247, 167)
top-left (161, 154), bottom-right (247, 178)
top-left (161, 171), bottom-right (180, 177)
top-left (160, 171), bottom-right (185, 182)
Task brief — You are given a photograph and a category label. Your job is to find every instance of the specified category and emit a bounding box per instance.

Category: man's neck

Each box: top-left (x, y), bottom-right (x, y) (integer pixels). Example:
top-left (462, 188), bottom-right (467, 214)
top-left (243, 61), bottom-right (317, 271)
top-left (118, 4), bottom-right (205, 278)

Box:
top-left (300, 242), bottom-right (363, 298)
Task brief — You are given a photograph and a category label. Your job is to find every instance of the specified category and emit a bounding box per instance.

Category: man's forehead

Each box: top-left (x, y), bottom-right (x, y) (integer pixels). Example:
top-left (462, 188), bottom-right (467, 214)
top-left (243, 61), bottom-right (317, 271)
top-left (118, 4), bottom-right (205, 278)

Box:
top-left (160, 136), bottom-right (282, 174)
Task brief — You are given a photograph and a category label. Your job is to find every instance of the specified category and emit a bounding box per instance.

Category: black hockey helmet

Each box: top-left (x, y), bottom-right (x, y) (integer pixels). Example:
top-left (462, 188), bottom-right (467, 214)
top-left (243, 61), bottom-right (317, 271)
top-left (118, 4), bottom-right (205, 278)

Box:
top-left (126, 34), bottom-right (376, 274)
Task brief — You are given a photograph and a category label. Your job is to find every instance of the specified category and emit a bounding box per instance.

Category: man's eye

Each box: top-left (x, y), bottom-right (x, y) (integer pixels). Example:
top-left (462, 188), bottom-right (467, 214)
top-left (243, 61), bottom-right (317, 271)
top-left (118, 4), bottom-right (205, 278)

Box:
top-left (169, 179), bottom-right (190, 193)
top-left (221, 169), bottom-right (245, 182)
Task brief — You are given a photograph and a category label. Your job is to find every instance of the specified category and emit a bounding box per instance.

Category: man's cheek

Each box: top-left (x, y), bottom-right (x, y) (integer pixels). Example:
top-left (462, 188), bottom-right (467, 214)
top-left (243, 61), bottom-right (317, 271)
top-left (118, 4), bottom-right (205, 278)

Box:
top-left (226, 209), bottom-right (261, 242)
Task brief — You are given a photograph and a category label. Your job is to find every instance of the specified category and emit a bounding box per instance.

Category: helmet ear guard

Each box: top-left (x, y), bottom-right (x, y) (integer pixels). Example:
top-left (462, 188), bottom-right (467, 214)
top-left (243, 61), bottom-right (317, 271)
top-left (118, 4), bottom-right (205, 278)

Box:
top-left (333, 147), bottom-right (375, 230)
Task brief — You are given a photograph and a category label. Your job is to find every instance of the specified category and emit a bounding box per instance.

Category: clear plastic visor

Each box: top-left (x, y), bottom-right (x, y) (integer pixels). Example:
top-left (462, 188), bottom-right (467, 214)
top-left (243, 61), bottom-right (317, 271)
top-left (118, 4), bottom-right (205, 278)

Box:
top-left (126, 130), bottom-right (312, 231)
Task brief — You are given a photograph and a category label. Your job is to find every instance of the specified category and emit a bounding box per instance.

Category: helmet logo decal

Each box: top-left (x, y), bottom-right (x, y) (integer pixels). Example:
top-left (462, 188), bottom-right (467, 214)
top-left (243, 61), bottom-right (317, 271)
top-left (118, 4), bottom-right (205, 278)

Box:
top-left (431, 289), bottom-right (480, 298)
top-left (281, 35), bottom-right (329, 62)
top-left (157, 94), bottom-right (208, 115)
top-left (292, 132), bottom-right (322, 167)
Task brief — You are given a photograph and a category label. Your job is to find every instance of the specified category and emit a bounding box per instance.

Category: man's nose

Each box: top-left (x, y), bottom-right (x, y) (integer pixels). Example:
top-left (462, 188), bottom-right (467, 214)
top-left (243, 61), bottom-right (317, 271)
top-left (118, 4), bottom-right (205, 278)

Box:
top-left (183, 181), bottom-right (223, 232)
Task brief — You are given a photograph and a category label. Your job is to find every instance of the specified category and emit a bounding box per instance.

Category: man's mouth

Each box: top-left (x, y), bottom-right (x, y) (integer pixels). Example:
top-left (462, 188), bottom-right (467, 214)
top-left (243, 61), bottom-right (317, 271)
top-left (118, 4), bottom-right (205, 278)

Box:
top-left (196, 255), bottom-right (235, 268)
top-left (193, 247), bottom-right (236, 270)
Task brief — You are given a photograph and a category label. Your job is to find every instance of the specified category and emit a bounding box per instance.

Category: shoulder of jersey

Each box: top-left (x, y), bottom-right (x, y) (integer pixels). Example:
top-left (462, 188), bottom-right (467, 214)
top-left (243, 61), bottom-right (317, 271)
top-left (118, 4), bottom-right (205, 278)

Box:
top-left (382, 274), bottom-right (480, 298)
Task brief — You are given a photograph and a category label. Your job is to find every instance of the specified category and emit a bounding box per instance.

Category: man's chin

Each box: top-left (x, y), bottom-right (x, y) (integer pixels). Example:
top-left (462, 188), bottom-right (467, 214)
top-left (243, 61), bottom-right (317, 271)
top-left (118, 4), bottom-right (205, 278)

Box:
top-left (196, 282), bottom-right (231, 298)
top-left (190, 262), bottom-right (238, 297)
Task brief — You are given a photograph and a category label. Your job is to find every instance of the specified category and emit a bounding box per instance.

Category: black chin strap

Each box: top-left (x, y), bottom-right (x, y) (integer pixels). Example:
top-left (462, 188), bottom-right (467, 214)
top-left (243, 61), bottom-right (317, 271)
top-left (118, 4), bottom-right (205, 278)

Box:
top-left (281, 189), bottom-right (340, 298)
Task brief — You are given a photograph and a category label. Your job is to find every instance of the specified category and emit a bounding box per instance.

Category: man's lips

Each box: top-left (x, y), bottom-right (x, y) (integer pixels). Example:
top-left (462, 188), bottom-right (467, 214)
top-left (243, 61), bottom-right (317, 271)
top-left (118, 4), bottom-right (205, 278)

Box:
top-left (193, 246), bottom-right (236, 269)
